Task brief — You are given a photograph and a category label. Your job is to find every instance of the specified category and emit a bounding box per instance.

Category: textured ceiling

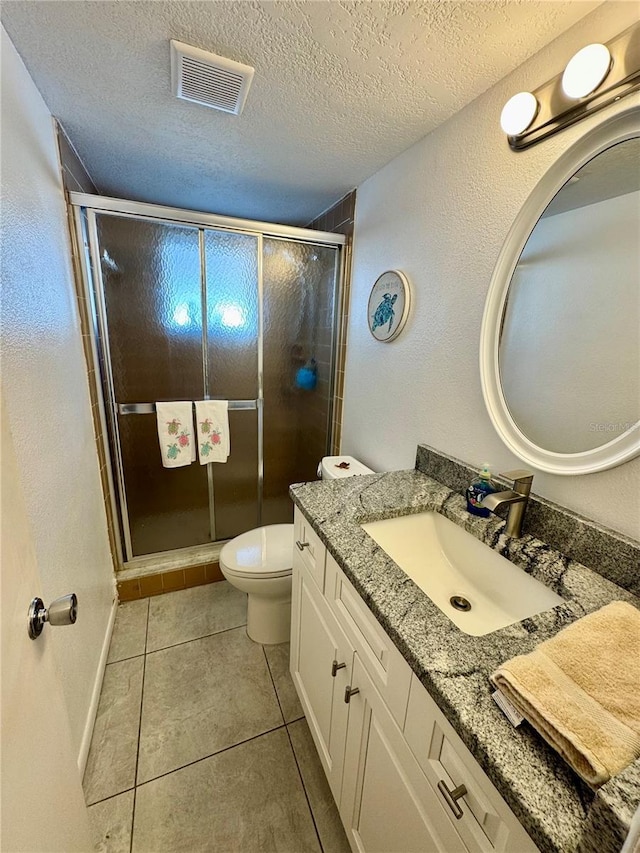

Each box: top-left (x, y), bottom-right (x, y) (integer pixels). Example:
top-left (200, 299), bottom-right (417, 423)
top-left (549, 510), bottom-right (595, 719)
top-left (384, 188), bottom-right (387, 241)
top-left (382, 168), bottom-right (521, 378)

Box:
top-left (2, 1), bottom-right (601, 225)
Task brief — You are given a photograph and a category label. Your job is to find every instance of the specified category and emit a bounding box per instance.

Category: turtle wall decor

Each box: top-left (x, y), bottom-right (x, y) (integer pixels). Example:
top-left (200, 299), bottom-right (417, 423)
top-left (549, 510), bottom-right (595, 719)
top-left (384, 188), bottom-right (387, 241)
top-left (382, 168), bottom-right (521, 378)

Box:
top-left (367, 270), bottom-right (411, 342)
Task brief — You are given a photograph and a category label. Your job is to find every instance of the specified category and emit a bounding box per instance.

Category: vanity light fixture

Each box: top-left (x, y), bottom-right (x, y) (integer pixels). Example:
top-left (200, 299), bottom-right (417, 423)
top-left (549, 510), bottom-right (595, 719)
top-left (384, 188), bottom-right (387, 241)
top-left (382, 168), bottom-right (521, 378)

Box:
top-left (501, 22), bottom-right (640, 150)
top-left (500, 92), bottom-right (539, 136)
top-left (562, 44), bottom-right (612, 99)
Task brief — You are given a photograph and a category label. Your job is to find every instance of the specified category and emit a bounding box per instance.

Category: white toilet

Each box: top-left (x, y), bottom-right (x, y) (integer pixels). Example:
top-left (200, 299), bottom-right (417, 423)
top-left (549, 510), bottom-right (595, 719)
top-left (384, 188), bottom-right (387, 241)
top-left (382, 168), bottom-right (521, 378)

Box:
top-left (220, 455), bottom-right (374, 645)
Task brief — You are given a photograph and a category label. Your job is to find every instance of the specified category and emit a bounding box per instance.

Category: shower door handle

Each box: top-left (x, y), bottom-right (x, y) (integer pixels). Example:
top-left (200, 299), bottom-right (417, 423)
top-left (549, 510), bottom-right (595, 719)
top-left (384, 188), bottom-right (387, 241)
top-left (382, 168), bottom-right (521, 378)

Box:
top-left (118, 401), bottom-right (258, 415)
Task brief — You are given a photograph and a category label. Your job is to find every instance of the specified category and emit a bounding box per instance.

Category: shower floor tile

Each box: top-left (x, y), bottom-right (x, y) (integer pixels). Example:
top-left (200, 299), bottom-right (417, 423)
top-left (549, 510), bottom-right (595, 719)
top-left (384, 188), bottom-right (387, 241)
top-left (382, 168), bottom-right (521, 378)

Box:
top-left (88, 587), bottom-right (346, 852)
top-left (146, 581), bottom-right (247, 652)
top-left (137, 626), bottom-right (282, 784)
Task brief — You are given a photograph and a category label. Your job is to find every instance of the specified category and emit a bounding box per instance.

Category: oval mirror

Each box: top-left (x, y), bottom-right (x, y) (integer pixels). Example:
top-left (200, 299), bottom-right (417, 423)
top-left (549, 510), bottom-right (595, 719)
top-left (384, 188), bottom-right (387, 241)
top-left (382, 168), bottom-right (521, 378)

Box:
top-left (481, 110), bottom-right (640, 474)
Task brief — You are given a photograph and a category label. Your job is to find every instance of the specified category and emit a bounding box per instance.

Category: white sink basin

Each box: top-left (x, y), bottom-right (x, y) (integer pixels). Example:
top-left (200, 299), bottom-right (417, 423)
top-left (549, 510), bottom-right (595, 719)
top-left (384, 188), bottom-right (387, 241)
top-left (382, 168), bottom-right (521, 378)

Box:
top-left (361, 511), bottom-right (563, 636)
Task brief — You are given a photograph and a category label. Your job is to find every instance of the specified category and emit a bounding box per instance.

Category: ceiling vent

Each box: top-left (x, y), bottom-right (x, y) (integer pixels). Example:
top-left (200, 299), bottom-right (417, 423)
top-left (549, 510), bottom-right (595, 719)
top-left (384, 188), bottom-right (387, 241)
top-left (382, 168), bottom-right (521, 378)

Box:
top-left (170, 40), bottom-right (254, 116)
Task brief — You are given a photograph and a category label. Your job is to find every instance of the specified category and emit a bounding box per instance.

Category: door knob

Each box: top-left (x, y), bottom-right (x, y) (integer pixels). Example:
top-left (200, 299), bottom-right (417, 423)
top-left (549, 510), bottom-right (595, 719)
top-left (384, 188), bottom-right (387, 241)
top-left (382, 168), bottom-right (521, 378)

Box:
top-left (28, 594), bottom-right (78, 640)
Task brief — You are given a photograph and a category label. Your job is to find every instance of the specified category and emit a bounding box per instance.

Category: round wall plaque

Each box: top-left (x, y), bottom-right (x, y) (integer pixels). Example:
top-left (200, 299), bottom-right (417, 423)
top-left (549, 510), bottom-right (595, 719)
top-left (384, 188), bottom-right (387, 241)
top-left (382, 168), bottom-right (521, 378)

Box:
top-left (367, 270), bottom-right (411, 342)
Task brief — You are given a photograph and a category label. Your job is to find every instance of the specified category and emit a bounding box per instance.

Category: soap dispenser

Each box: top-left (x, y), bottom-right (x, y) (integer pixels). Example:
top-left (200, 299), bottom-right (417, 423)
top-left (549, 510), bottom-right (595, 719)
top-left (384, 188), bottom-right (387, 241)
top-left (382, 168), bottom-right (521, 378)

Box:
top-left (466, 463), bottom-right (497, 518)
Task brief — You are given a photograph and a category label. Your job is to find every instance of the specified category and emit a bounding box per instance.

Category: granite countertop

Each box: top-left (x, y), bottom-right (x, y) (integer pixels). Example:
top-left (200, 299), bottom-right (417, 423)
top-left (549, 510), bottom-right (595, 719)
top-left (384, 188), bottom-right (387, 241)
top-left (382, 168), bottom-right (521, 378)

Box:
top-left (289, 469), bottom-right (640, 853)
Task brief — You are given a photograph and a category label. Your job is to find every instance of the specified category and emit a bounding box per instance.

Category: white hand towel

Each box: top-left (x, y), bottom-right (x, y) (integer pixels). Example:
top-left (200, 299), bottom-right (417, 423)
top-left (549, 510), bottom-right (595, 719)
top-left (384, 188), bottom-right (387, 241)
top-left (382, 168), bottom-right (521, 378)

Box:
top-left (195, 401), bottom-right (230, 463)
top-left (156, 402), bottom-right (196, 468)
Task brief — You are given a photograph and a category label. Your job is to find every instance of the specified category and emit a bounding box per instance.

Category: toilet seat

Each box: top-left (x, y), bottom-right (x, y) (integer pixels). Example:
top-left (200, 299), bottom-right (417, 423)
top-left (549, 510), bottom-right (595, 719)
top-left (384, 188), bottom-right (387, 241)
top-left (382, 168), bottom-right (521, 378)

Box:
top-left (220, 524), bottom-right (293, 581)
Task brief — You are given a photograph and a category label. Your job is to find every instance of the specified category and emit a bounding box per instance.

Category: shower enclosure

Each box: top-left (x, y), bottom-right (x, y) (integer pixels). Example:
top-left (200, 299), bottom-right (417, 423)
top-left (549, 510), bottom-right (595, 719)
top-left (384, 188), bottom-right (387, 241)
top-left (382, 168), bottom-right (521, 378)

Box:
top-left (72, 196), bottom-right (345, 564)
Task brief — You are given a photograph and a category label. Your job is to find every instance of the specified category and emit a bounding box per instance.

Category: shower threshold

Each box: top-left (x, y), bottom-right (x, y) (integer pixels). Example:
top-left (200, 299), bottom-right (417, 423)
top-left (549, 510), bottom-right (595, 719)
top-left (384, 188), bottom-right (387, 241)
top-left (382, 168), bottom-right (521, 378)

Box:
top-left (121, 540), bottom-right (230, 580)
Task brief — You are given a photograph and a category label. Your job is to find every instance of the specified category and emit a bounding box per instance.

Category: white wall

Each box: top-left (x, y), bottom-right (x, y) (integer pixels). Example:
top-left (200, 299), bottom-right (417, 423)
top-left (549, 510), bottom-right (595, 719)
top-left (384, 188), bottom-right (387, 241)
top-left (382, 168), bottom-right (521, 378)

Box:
top-left (342, 2), bottom-right (640, 541)
top-left (0, 27), bottom-right (115, 761)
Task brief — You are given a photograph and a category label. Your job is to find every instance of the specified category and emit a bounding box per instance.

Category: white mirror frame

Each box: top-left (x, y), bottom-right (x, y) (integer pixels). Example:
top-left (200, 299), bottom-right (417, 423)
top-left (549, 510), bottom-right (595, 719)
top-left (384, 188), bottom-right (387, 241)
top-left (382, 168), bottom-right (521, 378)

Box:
top-left (480, 107), bottom-right (640, 475)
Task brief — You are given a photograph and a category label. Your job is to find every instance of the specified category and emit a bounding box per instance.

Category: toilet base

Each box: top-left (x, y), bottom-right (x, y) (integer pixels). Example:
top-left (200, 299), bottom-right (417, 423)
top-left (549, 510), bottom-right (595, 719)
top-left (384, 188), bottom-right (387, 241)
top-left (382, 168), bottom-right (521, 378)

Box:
top-left (247, 593), bottom-right (291, 645)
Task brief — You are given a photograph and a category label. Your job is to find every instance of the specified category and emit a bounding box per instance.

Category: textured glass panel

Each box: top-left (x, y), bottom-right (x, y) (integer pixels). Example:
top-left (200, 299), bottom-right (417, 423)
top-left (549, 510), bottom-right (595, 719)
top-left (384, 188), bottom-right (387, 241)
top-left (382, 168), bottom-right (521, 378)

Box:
top-left (211, 409), bottom-right (259, 540)
top-left (262, 239), bottom-right (339, 526)
top-left (96, 214), bottom-right (208, 556)
top-left (204, 230), bottom-right (259, 400)
top-left (118, 414), bottom-right (210, 556)
top-left (97, 214), bottom-right (204, 402)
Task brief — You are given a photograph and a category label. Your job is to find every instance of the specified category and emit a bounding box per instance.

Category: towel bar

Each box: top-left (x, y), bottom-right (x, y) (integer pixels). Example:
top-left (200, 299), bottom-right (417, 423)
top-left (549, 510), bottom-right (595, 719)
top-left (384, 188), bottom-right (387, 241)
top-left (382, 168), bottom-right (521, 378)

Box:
top-left (118, 401), bottom-right (259, 415)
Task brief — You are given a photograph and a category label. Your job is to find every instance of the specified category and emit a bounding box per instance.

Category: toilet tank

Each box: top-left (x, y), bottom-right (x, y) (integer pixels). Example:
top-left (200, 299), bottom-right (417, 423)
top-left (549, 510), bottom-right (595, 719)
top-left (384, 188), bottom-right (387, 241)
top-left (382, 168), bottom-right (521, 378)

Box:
top-left (319, 455), bottom-right (374, 479)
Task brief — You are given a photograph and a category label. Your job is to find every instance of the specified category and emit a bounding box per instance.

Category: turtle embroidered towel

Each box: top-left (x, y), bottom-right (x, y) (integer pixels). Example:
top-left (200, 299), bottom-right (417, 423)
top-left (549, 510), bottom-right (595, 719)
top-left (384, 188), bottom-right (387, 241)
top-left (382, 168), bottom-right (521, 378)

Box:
top-left (195, 400), bottom-right (230, 463)
top-left (156, 402), bottom-right (195, 468)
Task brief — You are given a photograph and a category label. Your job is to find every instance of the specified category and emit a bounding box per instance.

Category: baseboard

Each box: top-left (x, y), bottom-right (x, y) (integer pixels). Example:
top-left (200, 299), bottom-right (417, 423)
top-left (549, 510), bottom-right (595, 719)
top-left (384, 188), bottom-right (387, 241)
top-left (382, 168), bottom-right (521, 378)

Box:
top-left (77, 592), bottom-right (117, 774)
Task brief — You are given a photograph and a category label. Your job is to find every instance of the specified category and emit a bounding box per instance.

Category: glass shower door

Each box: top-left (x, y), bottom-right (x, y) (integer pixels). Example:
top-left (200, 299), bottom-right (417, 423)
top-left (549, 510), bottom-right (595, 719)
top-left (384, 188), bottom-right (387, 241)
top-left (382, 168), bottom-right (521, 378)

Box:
top-left (203, 229), bottom-right (260, 540)
top-left (262, 238), bottom-right (339, 526)
top-left (96, 214), bottom-right (210, 557)
top-left (89, 206), bottom-right (341, 561)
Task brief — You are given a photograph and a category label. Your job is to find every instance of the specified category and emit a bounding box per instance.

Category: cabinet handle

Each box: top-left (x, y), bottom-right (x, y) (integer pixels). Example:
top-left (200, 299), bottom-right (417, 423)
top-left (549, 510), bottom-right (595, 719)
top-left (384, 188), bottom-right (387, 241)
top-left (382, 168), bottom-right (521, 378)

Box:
top-left (344, 685), bottom-right (360, 703)
top-left (332, 660), bottom-right (346, 677)
top-left (296, 540), bottom-right (309, 551)
top-left (437, 780), bottom-right (468, 820)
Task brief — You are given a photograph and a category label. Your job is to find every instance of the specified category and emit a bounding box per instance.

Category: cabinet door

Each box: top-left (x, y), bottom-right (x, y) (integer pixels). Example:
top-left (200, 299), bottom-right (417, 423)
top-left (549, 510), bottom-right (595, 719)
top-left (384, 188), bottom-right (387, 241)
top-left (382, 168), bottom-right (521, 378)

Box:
top-left (341, 655), bottom-right (466, 853)
top-left (290, 562), bottom-right (353, 801)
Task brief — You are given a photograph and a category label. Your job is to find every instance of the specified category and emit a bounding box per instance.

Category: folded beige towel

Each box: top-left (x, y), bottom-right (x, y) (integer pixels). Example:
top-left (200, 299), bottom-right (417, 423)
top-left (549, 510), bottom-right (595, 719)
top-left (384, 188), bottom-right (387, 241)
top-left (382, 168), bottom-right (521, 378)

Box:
top-left (491, 601), bottom-right (640, 788)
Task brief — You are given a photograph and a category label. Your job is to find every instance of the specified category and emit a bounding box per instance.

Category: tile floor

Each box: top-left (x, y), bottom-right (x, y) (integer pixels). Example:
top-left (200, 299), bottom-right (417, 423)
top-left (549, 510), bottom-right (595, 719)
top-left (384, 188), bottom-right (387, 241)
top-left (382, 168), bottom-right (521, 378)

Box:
top-left (85, 582), bottom-right (351, 853)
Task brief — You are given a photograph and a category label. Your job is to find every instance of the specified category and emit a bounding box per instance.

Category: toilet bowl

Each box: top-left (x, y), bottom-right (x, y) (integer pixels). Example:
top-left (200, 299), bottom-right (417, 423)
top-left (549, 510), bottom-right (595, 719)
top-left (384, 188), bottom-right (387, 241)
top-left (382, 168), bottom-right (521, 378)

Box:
top-left (220, 457), bottom-right (374, 645)
top-left (220, 524), bottom-right (294, 645)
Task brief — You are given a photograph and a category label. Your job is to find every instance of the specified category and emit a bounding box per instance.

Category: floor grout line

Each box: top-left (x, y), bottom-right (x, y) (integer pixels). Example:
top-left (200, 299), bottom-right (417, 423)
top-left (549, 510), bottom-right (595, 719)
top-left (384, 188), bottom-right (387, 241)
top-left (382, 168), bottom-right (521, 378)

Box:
top-left (86, 786), bottom-right (136, 809)
top-left (134, 723), bottom-right (289, 789)
top-left (145, 620), bottom-right (248, 656)
top-left (262, 646), bottom-right (324, 852)
top-left (128, 598), bottom-right (150, 853)
top-left (284, 717), bottom-right (325, 852)
top-left (105, 651), bottom-right (145, 666)
top-left (262, 644), bottom-right (286, 727)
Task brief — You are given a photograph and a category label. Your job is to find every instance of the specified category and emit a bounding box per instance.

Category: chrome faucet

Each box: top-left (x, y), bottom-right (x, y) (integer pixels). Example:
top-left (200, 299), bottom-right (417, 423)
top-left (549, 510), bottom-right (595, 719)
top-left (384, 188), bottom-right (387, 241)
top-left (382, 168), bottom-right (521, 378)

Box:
top-left (481, 470), bottom-right (533, 538)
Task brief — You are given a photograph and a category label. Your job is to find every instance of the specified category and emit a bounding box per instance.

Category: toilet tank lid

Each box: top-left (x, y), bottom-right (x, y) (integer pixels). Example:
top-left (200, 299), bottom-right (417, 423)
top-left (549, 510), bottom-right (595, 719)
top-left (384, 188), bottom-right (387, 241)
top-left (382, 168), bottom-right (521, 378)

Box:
top-left (321, 455), bottom-right (374, 478)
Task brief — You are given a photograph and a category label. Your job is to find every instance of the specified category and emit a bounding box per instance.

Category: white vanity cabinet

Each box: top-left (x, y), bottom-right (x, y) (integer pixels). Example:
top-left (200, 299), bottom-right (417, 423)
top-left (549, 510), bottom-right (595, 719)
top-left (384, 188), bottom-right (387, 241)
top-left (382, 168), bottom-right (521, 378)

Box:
top-left (290, 514), bottom-right (352, 801)
top-left (340, 652), bottom-right (467, 852)
top-left (290, 507), bottom-right (539, 853)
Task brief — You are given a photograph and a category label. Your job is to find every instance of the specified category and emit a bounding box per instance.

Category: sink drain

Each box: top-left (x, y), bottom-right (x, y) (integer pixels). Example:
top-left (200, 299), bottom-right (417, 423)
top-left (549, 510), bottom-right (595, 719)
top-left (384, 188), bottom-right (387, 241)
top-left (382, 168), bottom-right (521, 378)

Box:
top-left (450, 595), bottom-right (471, 612)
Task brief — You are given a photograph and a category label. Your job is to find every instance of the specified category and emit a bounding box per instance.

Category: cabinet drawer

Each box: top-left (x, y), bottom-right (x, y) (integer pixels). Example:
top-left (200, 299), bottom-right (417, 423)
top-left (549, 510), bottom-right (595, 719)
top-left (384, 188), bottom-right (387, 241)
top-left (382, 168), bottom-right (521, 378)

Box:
top-left (404, 675), bottom-right (538, 853)
top-left (325, 553), bottom-right (411, 727)
top-left (293, 507), bottom-right (327, 592)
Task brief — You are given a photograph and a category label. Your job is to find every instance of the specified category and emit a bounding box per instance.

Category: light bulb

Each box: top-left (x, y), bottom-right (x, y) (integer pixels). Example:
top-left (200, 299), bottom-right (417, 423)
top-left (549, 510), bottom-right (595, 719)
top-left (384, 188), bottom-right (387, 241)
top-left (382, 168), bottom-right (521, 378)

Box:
top-left (500, 92), bottom-right (539, 136)
top-left (562, 44), bottom-right (611, 99)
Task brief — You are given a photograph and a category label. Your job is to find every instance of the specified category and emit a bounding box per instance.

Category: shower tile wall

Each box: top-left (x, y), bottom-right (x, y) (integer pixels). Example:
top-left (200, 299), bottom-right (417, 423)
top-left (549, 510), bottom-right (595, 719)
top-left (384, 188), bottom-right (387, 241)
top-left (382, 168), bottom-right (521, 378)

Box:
top-left (306, 190), bottom-right (356, 455)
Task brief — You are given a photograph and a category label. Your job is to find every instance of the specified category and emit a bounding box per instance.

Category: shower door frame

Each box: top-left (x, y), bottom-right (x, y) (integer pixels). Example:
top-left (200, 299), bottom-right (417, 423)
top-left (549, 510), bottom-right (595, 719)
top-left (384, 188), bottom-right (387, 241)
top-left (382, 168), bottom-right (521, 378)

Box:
top-left (71, 193), bottom-right (346, 566)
